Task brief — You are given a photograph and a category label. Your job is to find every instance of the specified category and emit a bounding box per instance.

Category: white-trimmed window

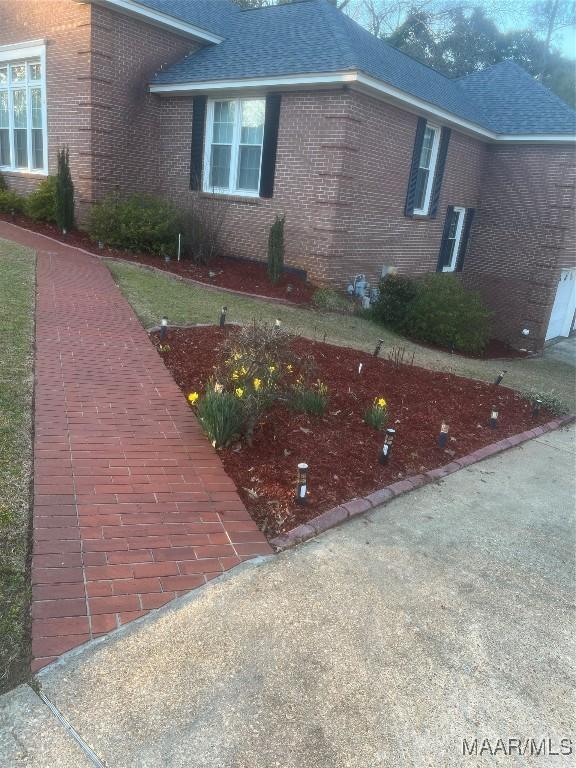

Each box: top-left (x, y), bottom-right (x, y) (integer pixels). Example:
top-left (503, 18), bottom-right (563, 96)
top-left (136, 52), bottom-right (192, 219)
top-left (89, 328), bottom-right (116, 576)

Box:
top-left (203, 97), bottom-right (265, 196)
top-left (413, 123), bottom-right (440, 215)
top-left (442, 206), bottom-right (466, 272)
top-left (0, 42), bottom-right (47, 174)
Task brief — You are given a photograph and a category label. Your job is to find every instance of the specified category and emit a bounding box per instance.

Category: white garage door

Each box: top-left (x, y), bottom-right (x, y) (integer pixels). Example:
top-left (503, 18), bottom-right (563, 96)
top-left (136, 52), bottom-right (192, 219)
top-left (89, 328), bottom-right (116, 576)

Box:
top-left (546, 269), bottom-right (576, 341)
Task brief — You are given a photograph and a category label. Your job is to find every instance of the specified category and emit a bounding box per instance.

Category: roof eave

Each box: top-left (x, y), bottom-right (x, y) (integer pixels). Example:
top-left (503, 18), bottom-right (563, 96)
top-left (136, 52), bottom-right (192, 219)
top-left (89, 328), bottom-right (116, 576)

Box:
top-left (86, 0), bottom-right (224, 44)
top-left (149, 70), bottom-right (576, 144)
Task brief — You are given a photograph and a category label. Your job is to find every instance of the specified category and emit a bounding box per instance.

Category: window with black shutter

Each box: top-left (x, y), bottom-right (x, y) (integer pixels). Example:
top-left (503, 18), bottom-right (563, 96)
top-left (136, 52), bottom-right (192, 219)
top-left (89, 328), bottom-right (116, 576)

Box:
top-left (406, 120), bottom-right (450, 218)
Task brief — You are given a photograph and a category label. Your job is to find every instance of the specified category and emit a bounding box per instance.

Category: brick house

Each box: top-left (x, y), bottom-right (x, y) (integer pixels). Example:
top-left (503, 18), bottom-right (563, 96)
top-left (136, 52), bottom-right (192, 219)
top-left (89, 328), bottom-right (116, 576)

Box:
top-left (1, 0), bottom-right (575, 350)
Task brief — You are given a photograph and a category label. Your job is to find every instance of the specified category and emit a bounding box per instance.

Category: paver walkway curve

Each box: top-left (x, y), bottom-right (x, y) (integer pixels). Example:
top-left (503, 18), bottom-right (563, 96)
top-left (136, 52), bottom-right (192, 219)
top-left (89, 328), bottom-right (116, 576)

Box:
top-left (0, 222), bottom-right (271, 672)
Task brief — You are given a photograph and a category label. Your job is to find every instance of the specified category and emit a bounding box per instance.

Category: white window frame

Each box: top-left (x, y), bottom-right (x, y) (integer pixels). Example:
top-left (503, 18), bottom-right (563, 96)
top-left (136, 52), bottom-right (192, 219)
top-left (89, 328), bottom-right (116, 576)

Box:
top-left (0, 41), bottom-right (48, 175)
top-left (442, 206), bottom-right (466, 272)
top-left (202, 97), bottom-right (265, 198)
top-left (413, 123), bottom-right (441, 216)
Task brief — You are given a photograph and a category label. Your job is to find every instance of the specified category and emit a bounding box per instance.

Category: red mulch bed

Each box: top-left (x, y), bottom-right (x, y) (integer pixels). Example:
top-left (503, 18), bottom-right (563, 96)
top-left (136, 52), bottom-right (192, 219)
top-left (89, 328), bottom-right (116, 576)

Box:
top-left (0, 212), bottom-right (314, 304)
top-left (153, 325), bottom-right (550, 540)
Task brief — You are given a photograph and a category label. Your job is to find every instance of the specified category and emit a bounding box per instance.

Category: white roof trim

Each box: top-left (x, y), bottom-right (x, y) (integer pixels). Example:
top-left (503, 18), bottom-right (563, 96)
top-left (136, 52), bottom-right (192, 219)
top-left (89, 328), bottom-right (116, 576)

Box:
top-left (149, 69), bottom-right (576, 144)
top-left (89, 0), bottom-right (224, 44)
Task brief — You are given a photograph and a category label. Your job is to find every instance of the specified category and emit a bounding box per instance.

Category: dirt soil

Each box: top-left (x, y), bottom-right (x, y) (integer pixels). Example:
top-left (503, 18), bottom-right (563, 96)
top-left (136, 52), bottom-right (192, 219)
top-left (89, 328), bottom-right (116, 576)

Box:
top-left (153, 326), bottom-right (551, 539)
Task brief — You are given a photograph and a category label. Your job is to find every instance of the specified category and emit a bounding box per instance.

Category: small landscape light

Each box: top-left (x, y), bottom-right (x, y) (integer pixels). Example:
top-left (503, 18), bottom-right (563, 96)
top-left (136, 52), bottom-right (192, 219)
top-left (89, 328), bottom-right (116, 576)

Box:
top-left (532, 398), bottom-right (542, 418)
top-left (219, 306), bottom-right (228, 327)
top-left (160, 316), bottom-right (168, 341)
top-left (296, 462), bottom-right (308, 504)
top-left (275, 318), bottom-right (281, 329)
top-left (494, 369), bottom-right (507, 385)
top-left (62, 227), bottom-right (67, 236)
top-left (522, 328), bottom-right (530, 337)
top-left (373, 339), bottom-right (384, 358)
top-left (379, 428), bottom-right (396, 464)
top-left (358, 362), bottom-right (363, 374)
top-left (489, 406), bottom-right (498, 429)
top-left (438, 422), bottom-right (449, 448)
top-left (98, 240), bottom-right (104, 251)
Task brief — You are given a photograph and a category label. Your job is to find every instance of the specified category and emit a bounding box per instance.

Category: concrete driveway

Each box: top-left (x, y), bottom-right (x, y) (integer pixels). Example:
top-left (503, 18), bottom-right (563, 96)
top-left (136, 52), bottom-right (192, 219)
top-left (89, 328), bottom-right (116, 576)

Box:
top-left (544, 336), bottom-right (576, 368)
top-left (1, 426), bottom-right (575, 767)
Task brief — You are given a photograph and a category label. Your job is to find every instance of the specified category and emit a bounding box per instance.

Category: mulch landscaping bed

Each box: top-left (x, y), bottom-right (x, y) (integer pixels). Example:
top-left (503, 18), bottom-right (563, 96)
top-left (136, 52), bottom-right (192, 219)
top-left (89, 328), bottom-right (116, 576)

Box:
top-left (0, 213), bottom-right (314, 304)
top-left (153, 325), bottom-right (551, 540)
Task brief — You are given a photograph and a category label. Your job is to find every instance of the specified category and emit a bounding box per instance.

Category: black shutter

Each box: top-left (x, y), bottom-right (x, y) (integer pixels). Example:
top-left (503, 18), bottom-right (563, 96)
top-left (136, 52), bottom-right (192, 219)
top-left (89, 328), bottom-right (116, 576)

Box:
top-left (456, 208), bottom-right (475, 272)
top-left (190, 95), bottom-right (207, 191)
top-left (405, 117), bottom-right (427, 217)
top-left (259, 94), bottom-right (281, 199)
top-left (429, 127), bottom-right (451, 219)
top-left (436, 206), bottom-right (455, 272)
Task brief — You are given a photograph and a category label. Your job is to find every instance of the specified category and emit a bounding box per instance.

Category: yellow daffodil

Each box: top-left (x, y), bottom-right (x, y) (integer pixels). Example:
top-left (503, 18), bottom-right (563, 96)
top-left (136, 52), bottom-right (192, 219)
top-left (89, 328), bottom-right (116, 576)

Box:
top-left (214, 382), bottom-right (224, 394)
top-left (235, 387), bottom-right (244, 398)
top-left (376, 397), bottom-right (387, 408)
top-left (231, 371), bottom-right (239, 380)
top-left (269, 365), bottom-right (276, 373)
top-left (286, 364), bottom-right (293, 372)
top-left (240, 366), bottom-right (248, 376)
top-left (187, 392), bottom-right (199, 405)
top-left (233, 352), bottom-right (241, 361)
top-left (253, 378), bottom-right (262, 391)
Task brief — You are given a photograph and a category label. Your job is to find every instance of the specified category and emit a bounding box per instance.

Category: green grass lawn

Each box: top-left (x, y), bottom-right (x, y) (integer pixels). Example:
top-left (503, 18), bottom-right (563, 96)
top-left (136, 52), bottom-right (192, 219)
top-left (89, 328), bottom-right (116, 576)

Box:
top-left (0, 240), bottom-right (35, 693)
top-left (107, 259), bottom-right (576, 411)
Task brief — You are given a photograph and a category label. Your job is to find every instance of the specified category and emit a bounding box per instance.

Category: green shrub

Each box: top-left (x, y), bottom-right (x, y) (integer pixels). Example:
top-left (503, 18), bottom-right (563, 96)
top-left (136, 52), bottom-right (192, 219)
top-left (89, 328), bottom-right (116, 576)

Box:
top-left (289, 379), bottom-right (329, 416)
top-left (0, 189), bottom-right (25, 214)
top-left (312, 287), bottom-right (354, 314)
top-left (520, 389), bottom-right (568, 416)
top-left (55, 147), bottom-right (74, 232)
top-left (267, 214), bottom-right (285, 284)
top-left (25, 177), bottom-right (57, 222)
top-left (370, 274), bottom-right (417, 329)
top-left (0, 173), bottom-right (6, 191)
top-left (88, 193), bottom-right (179, 257)
top-left (403, 274), bottom-right (491, 354)
top-left (197, 385), bottom-right (244, 448)
top-left (364, 397), bottom-right (389, 430)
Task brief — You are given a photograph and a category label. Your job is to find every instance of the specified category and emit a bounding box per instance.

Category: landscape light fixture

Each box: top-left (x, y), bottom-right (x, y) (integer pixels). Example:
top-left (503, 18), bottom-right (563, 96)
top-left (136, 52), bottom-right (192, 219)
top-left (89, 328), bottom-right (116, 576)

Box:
top-left (358, 362), bottom-right (363, 374)
top-left (160, 316), bottom-right (168, 341)
top-left (219, 306), bottom-right (228, 327)
top-left (98, 240), bottom-right (104, 251)
top-left (373, 339), bottom-right (384, 358)
top-left (494, 370), bottom-right (507, 385)
top-left (489, 406), bottom-right (498, 429)
top-left (296, 462), bottom-right (308, 504)
top-left (532, 398), bottom-right (542, 418)
top-left (438, 422), bottom-right (449, 448)
top-left (379, 428), bottom-right (396, 464)
top-left (275, 318), bottom-right (281, 329)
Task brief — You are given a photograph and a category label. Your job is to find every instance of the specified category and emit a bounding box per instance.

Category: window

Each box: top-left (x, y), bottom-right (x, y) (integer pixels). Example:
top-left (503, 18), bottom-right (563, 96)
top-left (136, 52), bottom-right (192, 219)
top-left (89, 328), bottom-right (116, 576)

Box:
top-left (442, 207), bottom-right (466, 272)
top-left (0, 44), bottom-right (47, 174)
top-left (203, 97), bottom-right (265, 196)
top-left (413, 124), bottom-right (440, 215)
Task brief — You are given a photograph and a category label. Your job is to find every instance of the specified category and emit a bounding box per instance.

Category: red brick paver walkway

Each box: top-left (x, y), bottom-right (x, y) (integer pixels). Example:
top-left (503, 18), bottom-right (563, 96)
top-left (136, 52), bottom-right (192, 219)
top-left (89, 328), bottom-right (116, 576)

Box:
top-left (0, 222), bottom-right (271, 672)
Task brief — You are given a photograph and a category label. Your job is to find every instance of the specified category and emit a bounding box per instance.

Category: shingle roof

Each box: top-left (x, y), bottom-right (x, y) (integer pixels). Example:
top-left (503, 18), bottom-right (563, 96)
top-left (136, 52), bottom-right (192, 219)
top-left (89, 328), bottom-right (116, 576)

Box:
top-left (146, 0), bottom-right (576, 136)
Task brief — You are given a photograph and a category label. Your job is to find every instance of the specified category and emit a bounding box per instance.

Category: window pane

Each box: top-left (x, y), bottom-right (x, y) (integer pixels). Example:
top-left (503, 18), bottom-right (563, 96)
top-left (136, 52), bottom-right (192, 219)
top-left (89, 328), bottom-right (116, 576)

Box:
top-left (0, 67), bottom-right (7, 85)
top-left (419, 127), bottom-right (435, 170)
top-left (11, 64), bottom-right (25, 83)
top-left (14, 129), bottom-right (27, 167)
top-left (209, 144), bottom-right (231, 189)
top-left (0, 91), bottom-right (8, 128)
top-left (13, 89), bottom-right (27, 128)
top-left (0, 129), bottom-right (10, 166)
top-left (240, 100), bottom-right (264, 145)
top-left (32, 128), bottom-right (43, 169)
top-left (29, 62), bottom-right (41, 81)
top-left (237, 145), bottom-right (261, 191)
top-left (212, 101), bottom-right (234, 144)
top-left (414, 168), bottom-right (429, 211)
top-left (31, 88), bottom-right (42, 128)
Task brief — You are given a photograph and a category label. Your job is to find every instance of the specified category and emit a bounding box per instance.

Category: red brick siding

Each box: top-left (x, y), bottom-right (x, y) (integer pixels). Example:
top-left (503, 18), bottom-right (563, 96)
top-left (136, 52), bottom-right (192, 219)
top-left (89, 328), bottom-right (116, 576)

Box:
top-left (463, 145), bottom-right (576, 349)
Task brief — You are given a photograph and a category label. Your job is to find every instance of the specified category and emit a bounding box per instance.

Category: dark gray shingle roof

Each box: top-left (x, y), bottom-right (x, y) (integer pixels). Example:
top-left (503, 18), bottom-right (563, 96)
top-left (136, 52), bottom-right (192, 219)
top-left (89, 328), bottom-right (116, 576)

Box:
top-left (146, 0), bottom-right (576, 135)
